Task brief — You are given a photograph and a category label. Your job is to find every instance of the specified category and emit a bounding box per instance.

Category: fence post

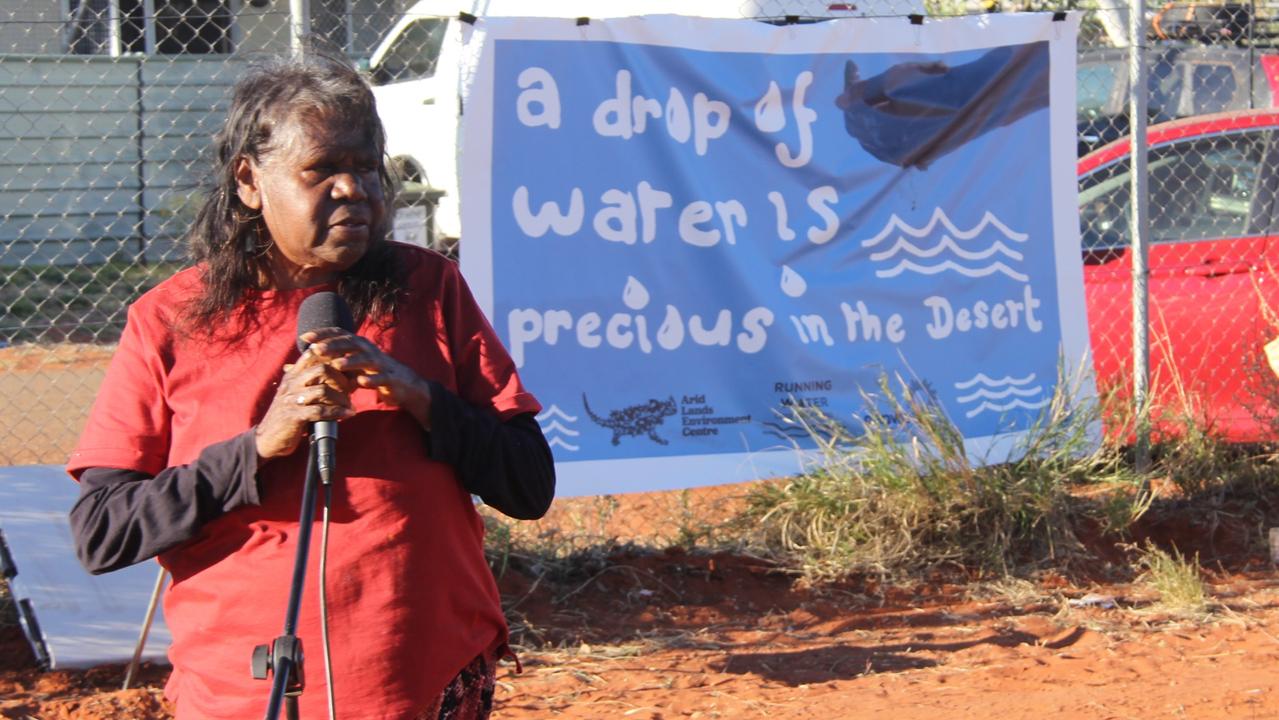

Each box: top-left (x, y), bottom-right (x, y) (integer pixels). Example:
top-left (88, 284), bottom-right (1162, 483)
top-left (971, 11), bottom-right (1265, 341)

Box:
top-left (107, 0), bottom-right (123, 57)
top-left (142, 0), bottom-right (157, 54)
top-left (134, 56), bottom-right (147, 263)
top-left (290, 0), bottom-right (312, 56)
top-left (1128, 0), bottom-right (1151, 473)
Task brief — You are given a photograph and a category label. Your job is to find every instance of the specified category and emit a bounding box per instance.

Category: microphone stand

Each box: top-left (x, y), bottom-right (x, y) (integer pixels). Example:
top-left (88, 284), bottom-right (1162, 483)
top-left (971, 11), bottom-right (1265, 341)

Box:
top-left (252, 422), bottom-right (335, 720)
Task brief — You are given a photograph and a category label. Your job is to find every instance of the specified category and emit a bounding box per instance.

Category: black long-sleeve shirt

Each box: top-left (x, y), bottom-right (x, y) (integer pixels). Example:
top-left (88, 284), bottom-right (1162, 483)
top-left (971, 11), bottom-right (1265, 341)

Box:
top-left (70, 380), bottom-right (555, 575)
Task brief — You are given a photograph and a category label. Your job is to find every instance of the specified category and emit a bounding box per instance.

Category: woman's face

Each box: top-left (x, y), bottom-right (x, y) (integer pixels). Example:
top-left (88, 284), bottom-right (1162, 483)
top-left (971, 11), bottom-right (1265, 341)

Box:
top-left (234, 111), bottom-right (386, 289)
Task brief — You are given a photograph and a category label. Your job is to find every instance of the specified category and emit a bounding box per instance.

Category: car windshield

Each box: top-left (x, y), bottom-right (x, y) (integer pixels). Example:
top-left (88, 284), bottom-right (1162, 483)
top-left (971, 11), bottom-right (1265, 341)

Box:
top-left (1074, 52), bottom-right (1194, 123)
top-left (371, 17), bottom-right (447, 85)
top-left (1078, 63), bottom-right (1118, 118)
top-left (1191, 64), bottom-right (1239, 114)
top-left (1146, 56), bottom-right (1184, 117)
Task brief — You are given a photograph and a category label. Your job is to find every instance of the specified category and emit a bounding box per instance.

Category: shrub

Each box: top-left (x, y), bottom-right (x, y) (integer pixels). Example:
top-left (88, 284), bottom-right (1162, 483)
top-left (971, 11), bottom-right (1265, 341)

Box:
top-left (734, 368), bottom-right (1126, 582)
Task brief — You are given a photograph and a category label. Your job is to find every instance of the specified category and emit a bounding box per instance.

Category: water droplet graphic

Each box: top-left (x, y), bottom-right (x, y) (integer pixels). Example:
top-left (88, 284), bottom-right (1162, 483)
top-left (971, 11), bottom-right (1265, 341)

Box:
top-left (780, 265), bottom-right (807, 298)
top-left (657, 305), bottom-right (685, 350)
top-left (622, 276), bottom-right (650, 310)
top-left (754, 81), bottom-right (785, 132)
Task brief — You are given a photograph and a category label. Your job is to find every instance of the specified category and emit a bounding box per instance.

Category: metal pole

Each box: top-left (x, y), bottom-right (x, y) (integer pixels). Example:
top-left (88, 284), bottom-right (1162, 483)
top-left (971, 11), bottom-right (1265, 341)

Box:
top-left (1129, 0), bottom-right (1151, 473)
top-left (345, 0), bottom-right (357, 56)
top-left (133, 55), bottom-right (147, 263)
top-left (107, 0), bottom-right (122, 57)
top-left (1249, 0), bottom-right (1256, 106)
top-left (142, 0), bottom-right (157, 55)
top-left (290, 0), bottom-right (311, 57)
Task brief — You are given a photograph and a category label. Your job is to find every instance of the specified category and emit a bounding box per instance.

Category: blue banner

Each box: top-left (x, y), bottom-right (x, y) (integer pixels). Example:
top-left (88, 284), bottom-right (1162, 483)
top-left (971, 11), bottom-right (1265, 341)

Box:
top-left (460, 14), bottom-right (1092, 496)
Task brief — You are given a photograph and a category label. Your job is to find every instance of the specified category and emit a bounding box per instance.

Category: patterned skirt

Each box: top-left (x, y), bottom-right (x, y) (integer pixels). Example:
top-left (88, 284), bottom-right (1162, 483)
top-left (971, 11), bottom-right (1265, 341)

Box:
top-left (413, 651), bottom-right (498, 720)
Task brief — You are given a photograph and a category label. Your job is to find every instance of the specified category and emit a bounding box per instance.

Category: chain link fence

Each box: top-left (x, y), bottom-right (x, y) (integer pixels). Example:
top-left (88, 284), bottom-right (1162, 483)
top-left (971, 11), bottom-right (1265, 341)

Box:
top-left (1072, 2), bottom-right (1279, 444)
top-left (1, 1), bottom-right (1278, 542)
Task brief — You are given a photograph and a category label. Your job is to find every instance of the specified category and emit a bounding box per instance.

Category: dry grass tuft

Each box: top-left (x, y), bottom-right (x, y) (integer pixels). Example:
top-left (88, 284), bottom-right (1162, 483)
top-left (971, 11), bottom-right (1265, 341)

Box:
top-left (1133, 542), bottom-right (1211, 618)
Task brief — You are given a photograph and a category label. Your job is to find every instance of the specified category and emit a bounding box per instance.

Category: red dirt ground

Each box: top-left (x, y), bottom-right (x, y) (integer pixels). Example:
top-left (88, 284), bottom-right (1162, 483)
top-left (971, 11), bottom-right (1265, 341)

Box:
top-left (5, 540), bottom-right (1279, 718)
top-left (4, 345), bottom-right (1279, 718)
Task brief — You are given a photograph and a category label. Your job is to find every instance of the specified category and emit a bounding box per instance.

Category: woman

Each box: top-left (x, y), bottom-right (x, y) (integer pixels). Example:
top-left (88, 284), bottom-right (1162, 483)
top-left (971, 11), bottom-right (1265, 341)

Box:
top-left (67, 53), bottom-right (554, 719)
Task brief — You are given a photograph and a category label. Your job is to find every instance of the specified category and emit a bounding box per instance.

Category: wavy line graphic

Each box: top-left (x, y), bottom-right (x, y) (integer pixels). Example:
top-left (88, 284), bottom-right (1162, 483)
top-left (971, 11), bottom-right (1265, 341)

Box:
top-left (964, 398), bottom-right (1052, 419)
top-left (875, 259), bottom-right (1029, 282)
top-left (539, 420), bottom-right (580, 437)
top-left (536, 405), bottom-right (578, 423)
top-left (954, 372), bottom-right (1037, 390)
top-left (548, 437), bottom-right (580, 451)
top-left (869, 235), bottom-right (1025, 263)
top-left (861, 208), bottom-right (1029, 248)
top-left (956, 385), bottom-right (1045, 404)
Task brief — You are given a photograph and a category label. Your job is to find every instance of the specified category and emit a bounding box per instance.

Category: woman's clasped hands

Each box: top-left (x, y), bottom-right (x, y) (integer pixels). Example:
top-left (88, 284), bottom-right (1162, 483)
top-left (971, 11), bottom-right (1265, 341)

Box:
top-left (255, 328), bottom-right (435, 461)
top-left (255, 334), bottom-right (355, 460)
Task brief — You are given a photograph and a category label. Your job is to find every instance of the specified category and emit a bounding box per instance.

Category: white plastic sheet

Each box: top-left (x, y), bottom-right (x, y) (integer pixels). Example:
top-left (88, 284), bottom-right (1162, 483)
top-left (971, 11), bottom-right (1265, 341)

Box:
top-left (0, 464), bottom-right (169, 669)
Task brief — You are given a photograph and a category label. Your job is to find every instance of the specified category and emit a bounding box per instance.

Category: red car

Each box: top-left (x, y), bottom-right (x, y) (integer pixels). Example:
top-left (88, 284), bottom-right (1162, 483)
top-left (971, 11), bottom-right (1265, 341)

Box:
top-left (1078, 109), bottom-right (1279, 442)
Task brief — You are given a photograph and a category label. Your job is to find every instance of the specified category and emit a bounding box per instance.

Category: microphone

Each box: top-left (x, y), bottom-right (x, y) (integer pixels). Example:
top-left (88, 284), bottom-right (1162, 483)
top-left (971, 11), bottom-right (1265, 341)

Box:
top-left (296, 292), bottom-right (355, 485)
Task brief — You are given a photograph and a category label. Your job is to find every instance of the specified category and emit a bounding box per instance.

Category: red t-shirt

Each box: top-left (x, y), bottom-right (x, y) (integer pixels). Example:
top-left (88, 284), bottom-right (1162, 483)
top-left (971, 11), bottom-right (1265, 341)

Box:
top-left (69, 245), bottom-right (540, 719)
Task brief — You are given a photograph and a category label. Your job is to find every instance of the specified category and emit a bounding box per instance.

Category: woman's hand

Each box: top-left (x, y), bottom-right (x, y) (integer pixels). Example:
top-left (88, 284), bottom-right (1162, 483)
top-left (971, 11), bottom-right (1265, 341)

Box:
top-left (300, 328), bottom-right (434, 430)
top-left (255, 345), bottom-right (356, 460)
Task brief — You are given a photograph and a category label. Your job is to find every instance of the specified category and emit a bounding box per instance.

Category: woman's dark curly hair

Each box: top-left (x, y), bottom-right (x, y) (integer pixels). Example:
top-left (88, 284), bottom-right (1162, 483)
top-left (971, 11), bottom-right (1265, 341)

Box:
top-left (182, 51), bottom-right (402, 336)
